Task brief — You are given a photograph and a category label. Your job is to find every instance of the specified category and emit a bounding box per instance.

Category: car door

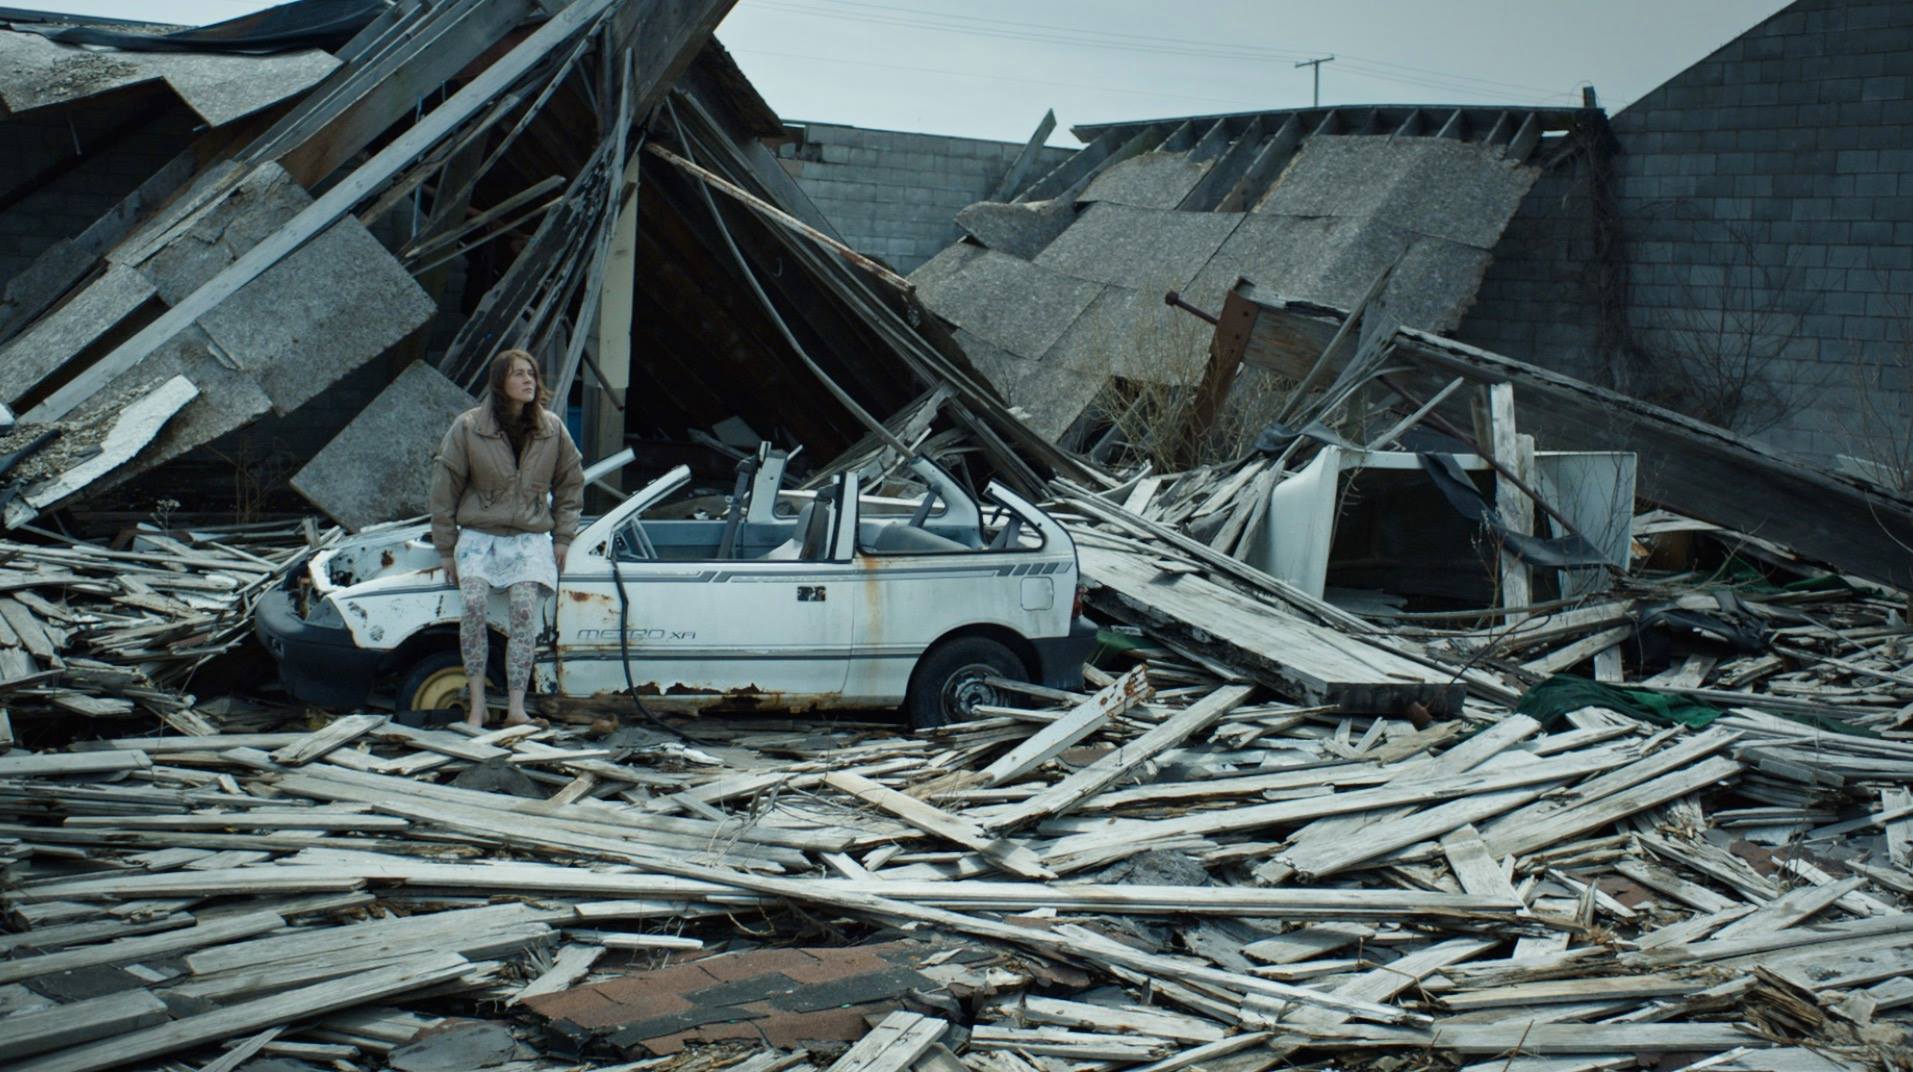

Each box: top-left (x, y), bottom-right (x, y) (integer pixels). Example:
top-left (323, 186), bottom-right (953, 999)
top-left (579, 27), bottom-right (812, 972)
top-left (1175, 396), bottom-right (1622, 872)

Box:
top-left (841, 473), bottom-right (1058, 706)
top-left (553, 469), bottom-right (856, 709)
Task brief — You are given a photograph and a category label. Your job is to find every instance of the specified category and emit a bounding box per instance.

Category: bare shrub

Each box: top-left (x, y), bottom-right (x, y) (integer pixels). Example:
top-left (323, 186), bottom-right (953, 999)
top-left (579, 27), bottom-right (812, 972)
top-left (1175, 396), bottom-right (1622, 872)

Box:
top-left (1628, 219), bottom-right (1823, 433)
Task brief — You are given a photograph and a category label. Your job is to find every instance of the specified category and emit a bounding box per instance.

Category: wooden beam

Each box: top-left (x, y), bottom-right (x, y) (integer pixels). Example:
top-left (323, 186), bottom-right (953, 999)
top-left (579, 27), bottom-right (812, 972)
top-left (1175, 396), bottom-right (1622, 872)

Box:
top-left (823, 771), bottom-right (1054, 880)
top-left (988, 109), bottom-right (1057, 201)
top-left (983, 685), bottom-right (1252, 832)
top-left (10, 953), bottom-right (473, 1072)
top-left (1505, 111), bottom-right (1542, 162)
top-left (0, 990), bottom-right (170, 1062)
top-left (1216, 114), bottom-right (1302, 212)
top-left (1016, 126), bottom-right (1124, 203)
top-left (1178, 114), bottom-right (1268, 211)
top-left (267, 1), bottom-right (536, 186)
top-left (1486, 384), bottom-right (1533, 617)
top-left (974, 664), bottom-right (1151, 787)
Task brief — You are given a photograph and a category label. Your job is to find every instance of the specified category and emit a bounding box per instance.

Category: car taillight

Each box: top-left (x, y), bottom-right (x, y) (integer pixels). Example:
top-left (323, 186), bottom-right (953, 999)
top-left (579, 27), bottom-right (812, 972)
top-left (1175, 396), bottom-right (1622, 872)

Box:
top-left (1072, 584), bottom-right (1085, 619)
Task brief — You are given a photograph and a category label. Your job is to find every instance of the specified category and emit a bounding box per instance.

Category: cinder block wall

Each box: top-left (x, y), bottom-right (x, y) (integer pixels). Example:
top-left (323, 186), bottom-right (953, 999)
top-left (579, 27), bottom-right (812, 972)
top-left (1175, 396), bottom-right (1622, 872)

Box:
top-left (1459, 0), bottom-right (1913, 466)
top-left (0, 95), bottom-right (196, 286)
top-left (775, 122), bottom-right (1075, 275)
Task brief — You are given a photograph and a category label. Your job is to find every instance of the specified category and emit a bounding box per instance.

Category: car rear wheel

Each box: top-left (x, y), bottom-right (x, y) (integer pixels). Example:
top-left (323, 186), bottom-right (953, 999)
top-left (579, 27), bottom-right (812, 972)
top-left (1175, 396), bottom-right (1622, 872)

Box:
top-left (906, 636), bottom-right (1026, 730)
top-left (397, 649), bottom-right (498, 714)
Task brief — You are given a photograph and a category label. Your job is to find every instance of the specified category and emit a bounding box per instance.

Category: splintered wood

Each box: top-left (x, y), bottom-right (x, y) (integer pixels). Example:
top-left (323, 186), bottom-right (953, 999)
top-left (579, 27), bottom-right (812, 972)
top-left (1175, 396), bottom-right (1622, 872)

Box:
top-left (1, 448), bottom-right (1909, 1072)
top-left (3, 616), bottom-right (1908, 1070)
top-left (0, 521), bottom-right (323, 730)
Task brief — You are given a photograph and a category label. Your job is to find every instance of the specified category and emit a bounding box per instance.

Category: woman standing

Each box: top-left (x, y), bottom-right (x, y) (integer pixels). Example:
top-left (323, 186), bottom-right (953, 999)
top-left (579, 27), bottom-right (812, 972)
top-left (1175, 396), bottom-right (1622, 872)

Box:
top-left (429, 349), bottom-right (585, 728)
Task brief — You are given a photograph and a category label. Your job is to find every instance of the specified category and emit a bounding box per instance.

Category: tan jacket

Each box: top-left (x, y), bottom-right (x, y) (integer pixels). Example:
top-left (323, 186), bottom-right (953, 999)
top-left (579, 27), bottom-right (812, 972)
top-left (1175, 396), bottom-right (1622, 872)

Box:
top-left (429, 404), bottom-right (585, 557)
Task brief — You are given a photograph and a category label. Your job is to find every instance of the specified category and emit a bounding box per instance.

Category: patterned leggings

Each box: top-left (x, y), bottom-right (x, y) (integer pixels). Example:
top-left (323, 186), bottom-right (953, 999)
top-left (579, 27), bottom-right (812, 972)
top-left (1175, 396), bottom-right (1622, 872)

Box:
top-left (458, 576), bottom-right (542, 692)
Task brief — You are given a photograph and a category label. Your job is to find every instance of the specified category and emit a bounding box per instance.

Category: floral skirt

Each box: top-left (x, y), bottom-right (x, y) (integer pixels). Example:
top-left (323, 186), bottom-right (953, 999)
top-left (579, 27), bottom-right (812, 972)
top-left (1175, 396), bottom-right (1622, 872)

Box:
top-left (454, 529), bottom-right (557, 594)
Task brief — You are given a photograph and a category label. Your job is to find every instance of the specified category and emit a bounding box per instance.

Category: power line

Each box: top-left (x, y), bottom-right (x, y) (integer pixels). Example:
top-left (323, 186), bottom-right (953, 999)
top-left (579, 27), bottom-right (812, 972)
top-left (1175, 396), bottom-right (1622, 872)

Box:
top-left (750, 0), bottom-right (1578, 102)
top-left (729, 46), bottom-right (1273, 113)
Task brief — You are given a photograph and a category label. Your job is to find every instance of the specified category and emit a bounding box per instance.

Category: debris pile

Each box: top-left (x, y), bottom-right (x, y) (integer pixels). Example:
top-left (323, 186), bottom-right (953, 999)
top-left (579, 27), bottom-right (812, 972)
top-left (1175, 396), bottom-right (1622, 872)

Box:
top-left (0, 522), bottom-right (320, 734)
top-left (1, 525), bottom-right (1908, 1070)
top-left (1, 5), bottom-right (1911, 1072)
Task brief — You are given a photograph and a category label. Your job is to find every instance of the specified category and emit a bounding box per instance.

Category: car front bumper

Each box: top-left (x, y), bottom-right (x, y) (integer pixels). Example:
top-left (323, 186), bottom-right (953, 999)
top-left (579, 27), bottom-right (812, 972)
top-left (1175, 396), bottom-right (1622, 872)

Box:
top-left (254, 588), bottom-right (384, 707)
top-left (1030, 617), bottom-right (1101, 690)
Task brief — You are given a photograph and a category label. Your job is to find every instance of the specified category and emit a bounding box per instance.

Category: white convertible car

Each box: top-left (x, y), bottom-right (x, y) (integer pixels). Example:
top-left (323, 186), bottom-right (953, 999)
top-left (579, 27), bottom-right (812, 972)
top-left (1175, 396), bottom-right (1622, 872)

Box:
top-left (255, 449), bottom-right (1096, 727)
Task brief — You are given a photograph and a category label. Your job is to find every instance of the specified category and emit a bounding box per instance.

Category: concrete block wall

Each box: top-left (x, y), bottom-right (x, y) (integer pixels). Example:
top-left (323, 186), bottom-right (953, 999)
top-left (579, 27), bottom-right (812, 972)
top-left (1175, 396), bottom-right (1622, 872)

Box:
top-left (1459, 0), bottom-right (1913, 466)
top-left (0, 96), bottom-right (197, 285)
top-left (775, 122), bottom-right (1074, 275)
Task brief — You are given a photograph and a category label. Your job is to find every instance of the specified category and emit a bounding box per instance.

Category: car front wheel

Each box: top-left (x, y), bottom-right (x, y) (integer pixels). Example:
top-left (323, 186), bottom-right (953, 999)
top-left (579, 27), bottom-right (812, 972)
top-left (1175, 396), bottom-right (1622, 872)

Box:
top-left (906, 636), bottom-right (1027, 730)
top-left (397, 649), bottom-right (499, 714)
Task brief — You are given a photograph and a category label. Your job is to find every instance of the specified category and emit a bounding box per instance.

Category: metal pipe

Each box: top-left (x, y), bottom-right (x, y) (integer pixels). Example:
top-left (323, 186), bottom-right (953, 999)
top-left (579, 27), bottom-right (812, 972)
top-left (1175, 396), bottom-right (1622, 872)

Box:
top-left (1163, 290), bottom-right (1220, 325)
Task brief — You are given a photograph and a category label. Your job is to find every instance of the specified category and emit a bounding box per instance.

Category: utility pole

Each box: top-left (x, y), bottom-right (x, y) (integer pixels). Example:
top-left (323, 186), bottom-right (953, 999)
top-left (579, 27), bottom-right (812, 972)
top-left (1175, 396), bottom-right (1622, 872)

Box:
top-left (1295, 55), bottom-right (1334, 107)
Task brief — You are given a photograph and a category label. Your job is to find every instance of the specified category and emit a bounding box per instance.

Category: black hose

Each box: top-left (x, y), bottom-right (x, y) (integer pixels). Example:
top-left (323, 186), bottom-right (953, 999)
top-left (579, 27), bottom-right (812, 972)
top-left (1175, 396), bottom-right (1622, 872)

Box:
top-left (608, 542), bottom-right (688, 741)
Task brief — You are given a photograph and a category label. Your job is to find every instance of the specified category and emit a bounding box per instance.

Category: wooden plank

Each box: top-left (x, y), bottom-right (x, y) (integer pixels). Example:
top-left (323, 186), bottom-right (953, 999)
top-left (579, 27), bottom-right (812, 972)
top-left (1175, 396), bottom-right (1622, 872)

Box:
top-left (13, 868), bottom-right (363, 904)
top-left (1883, 786), bottom-right (1912, 866)
top-left (1278, 755), bottom-right (1602, 880)
top-left (0, 912), bottom-right (194, 955)
top-left (984, 685), bottom-right (1252, 832)
top-left (1216, 114), bottom-right (1302, 212)
top-left (272, 768), bottom-right (834, 860)
top-left (1488, 385), bottom-right (1532, 617)
top-left (185, 902), bottom-right (557, 976)
top-left (0, 911), bottom-right (285, 986)
top-left (969, 1026), bottom-right (1173, 1061)
top-left (1479, 729), bottom-right (1739, 858)
top-left (1712, 875), bottom-right (1865, 941)
top-left (193, 1026), bottom-right (283, 1072)
top-left (987, 108), bottom-right (1057, 201)
top-left (1632, 913), bottom-right (1913, 968)
top-left (0, 598), bottom-right (56, 660)
top-left (62, 811), bottom-right (408, 832)
top-left (0, 751), bottom-right (152, 776)
top-left (1441, 974), bottom-right (1697, 1010)
top-left (0, 989), bottom-right (170, 1061)
top-left (1051, 922), bottom-right (1430, 1026)
top-left (72, 733), bottom-right (310, 754)
top-left (1614, 859), bottom-right (1741, 914)
top-left (1049, 745), bottom-right (1614, 866)
top-left (824, 1011), bottom-right (946, 1072)
top-left (269, 714), bottom-right (386, 767)
top-left (1016, 994), bottom-right (1226, 1043)
top-left (1481, 755), bottom-right (1741, 860)
top-left (975, 664), bottom-right (1151, 787)
top-left (1441, 824), bottom-right (1518, 901)
top-left (1080, 546), bottom-right (1464, 714)
top-left (823, 771), bottom-right (1054, 880)
top-left (1303, 1023), bottom-right (1760, 1055)
top-left (10, 952), bottom-right (473, 1072)
top-left (1522, 626), bottom-right (1635, 676)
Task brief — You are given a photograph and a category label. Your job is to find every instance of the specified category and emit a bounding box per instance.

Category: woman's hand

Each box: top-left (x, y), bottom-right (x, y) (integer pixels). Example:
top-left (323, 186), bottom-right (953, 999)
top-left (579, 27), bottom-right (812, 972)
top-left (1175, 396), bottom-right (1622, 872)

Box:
top-left (555, 543), bottom-right (568, 574)
top-left (442, 557), bottom-right (459, 587)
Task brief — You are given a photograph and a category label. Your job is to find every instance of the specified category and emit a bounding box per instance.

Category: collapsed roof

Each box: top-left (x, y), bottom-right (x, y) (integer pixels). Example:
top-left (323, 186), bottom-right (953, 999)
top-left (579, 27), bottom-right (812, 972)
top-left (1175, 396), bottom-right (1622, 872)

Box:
top-left (0, 0), bottom-right (1075, 532)
top-left (910, 105), bottom-right (1599, 440)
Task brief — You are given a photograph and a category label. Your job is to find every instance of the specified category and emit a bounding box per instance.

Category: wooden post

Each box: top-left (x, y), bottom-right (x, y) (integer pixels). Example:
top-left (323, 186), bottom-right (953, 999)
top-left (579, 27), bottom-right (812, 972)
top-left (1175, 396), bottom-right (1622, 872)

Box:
top-left (584, 172), bottom-right (638, 507)
top-left (1487, 384), bottom-right (1532, 620)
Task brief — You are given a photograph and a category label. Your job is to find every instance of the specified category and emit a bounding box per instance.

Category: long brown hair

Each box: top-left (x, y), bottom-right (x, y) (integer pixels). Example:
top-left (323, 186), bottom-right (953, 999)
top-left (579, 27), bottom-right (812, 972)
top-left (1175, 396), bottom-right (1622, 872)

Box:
top-left (487, 348), bottom-right (550, 457)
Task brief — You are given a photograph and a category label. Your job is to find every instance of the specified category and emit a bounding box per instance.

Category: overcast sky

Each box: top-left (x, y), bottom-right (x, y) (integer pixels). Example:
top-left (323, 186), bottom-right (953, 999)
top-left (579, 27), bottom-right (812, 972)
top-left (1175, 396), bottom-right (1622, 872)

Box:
top-left (24, 0), bottom-right (1795, 144)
